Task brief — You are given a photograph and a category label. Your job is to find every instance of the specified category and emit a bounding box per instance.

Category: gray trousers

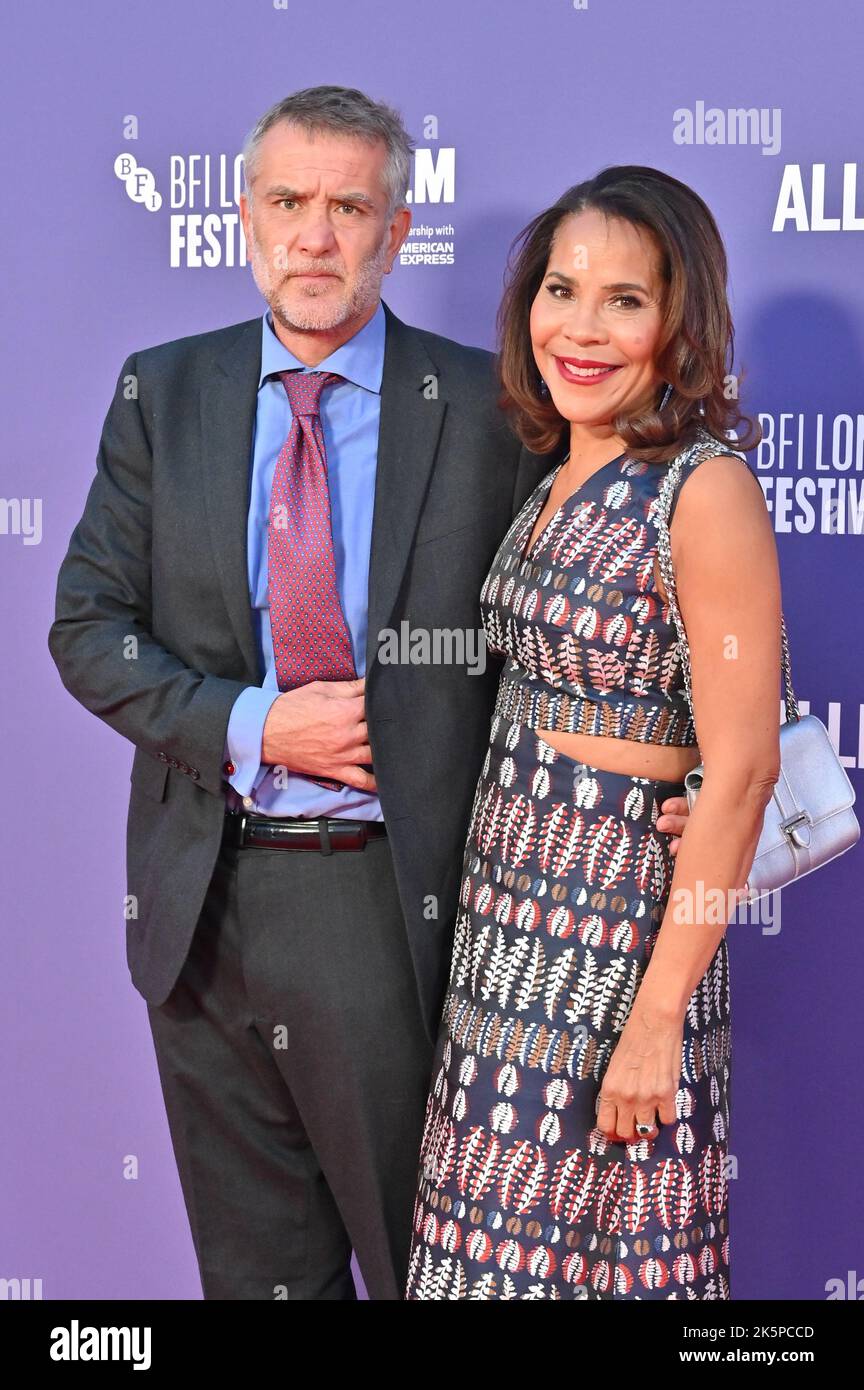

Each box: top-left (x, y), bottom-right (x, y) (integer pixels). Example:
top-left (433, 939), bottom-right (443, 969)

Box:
top-left (145, 829), bottom-right (435, 1300)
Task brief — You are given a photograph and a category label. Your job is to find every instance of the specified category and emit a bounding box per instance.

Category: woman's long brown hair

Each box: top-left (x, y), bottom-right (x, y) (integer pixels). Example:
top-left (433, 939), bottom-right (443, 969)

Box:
top-left (496, 164), bottom-right (762, 462)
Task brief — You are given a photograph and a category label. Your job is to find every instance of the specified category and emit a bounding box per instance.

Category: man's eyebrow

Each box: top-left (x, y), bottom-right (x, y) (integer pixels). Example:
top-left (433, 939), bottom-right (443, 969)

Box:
top-left (544, 271), bottom-right (649, 293)
top-left (264, 185), bottom-right (376, 206)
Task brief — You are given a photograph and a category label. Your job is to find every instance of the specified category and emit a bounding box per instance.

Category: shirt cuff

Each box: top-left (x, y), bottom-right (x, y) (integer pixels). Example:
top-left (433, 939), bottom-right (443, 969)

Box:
top-left (223, 686), bottom-right (281, 797)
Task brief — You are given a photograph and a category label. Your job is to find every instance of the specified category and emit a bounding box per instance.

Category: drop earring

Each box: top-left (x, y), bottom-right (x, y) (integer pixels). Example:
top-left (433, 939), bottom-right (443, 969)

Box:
top-left (658, 382), bottom-right (673, 410)
top-left (539, 376), bottom-right (550, 398)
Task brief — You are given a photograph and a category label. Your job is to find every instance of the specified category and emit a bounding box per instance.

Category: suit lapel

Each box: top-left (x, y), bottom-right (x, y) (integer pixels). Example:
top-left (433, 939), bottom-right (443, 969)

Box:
top-left (199, 317), bottom-right (263, 681)
top-left (365, 301), bottom-right (445, 680)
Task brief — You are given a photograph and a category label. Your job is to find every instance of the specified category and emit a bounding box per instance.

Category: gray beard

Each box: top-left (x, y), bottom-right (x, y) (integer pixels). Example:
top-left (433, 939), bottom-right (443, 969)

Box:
top-left (251, 238), bottom-right (391, 334)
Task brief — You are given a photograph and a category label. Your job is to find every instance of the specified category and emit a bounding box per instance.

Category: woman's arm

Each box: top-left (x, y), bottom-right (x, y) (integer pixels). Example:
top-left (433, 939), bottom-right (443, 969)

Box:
top-left (596, 453), bottom-right (782, 1142)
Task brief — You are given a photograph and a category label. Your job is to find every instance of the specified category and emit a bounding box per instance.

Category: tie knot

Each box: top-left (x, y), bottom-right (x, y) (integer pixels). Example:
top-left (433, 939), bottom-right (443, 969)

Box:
top-left (276, 369), bottom-right (344, 417)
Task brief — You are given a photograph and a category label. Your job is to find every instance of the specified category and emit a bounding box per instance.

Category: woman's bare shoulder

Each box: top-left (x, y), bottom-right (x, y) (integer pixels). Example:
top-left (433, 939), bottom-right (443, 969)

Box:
top-left (682, 451), bottom-right (762, 498)
top-left (672, 451), bottom-right (769, 532)
top-left (671, 449), bottom-right (779, 599)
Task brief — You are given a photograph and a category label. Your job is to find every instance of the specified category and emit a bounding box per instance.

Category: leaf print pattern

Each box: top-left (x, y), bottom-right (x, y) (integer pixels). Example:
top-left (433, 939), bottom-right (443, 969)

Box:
top-left (406, 445), bottom-right (741, 1301)
top-left (481, 449), bottom-right (745, 747)
top-left (406, 721), bottom-right (732, 1301)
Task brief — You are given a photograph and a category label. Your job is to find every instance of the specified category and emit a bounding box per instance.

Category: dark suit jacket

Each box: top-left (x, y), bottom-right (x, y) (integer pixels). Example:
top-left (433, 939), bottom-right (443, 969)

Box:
top-left (47, 299), bottom-right (560, 1043)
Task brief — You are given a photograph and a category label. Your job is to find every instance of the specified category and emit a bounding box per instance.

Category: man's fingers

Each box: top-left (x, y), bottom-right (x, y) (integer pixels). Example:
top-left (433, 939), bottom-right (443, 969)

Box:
top-left (328, 677), bottom-right (365, 697)
top-left (656, 795), bottom-right (689, 844)
top-left (339, 765), bottom-right (377, 792)
top-left (342, 695), bottom-right (367, 718)
top-left (658, 814), bottom-right (688, 836)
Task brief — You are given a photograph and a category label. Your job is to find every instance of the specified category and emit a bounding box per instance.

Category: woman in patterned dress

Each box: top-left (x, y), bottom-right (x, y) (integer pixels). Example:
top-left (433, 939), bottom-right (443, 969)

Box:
top-left (405, 166), bottom-right (782, 1300)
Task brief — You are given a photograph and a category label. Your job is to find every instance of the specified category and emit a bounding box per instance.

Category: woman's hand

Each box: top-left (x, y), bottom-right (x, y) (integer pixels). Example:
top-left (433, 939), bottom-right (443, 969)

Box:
top-left (595, 1003), bottom-right (683, 1143)
top-left (656, 794), bottom-right (690, 856)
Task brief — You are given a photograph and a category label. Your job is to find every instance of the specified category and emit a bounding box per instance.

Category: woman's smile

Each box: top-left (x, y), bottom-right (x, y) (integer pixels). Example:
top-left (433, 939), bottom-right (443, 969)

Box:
top-left (553, 354), bottom-right (624, 385)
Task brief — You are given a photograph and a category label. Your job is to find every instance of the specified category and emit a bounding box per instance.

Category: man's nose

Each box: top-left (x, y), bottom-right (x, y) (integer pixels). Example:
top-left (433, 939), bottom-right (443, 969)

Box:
top-left (295, 210), bottom-right (338, 257)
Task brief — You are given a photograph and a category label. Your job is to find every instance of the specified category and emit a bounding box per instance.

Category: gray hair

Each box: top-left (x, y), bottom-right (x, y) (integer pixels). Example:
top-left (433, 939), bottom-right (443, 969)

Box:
top-left (241, 85), bottom-right (415, 219)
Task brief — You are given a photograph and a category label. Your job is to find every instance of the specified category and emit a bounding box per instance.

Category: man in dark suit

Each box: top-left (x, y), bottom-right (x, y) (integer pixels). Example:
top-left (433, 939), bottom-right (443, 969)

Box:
top-left (48, 87), bottom-right (686, 1300)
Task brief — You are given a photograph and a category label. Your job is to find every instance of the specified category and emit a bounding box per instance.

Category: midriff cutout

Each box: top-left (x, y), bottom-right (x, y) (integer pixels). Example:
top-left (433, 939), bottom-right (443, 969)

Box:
top-left (536, 727), bottom-right (700, 782)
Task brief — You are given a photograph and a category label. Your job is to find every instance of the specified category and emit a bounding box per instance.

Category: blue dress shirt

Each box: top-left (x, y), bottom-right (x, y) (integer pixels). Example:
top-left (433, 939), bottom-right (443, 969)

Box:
top-left (222, 301), bottom-right (385, 821)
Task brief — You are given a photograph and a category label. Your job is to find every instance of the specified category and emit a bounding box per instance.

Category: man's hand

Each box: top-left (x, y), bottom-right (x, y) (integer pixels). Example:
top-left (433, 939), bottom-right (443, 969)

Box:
top-left (656, 795), bottom-right (690, 856)
top-left (261, 676), bottom-right (376, 792)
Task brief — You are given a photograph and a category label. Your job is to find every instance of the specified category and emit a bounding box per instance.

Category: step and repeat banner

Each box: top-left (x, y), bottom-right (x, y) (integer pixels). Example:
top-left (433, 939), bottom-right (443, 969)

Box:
top-left (4, 0), bottom-right (861, 1302)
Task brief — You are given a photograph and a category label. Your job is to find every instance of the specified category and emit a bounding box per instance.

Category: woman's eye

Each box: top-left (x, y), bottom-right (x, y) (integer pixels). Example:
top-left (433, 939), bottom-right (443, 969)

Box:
top-left (545, 285), bottom-right (641, 309)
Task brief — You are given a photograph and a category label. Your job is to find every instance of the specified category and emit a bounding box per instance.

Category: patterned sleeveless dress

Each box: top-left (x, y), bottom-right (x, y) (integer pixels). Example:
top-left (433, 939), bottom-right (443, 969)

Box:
top-left (405, 443), bottom-right (743, 1301)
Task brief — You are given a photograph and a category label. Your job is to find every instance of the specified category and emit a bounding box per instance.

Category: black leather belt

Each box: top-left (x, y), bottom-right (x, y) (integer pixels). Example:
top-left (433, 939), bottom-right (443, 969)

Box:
top-left (223, 809), bottom-right (387, 854)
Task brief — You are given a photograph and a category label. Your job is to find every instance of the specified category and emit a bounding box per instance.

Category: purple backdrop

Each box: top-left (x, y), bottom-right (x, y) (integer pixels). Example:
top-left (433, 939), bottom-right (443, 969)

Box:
top-left (3, 0), bottom-right (861, 1301)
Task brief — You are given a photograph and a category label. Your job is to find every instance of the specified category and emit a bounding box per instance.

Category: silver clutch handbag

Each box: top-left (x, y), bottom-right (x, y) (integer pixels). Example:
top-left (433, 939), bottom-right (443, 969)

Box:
top-left (654, 427), bottom-right (860, 903)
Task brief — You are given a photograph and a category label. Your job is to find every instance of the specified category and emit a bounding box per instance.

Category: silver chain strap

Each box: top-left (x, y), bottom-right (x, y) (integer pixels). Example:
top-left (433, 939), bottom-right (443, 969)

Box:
top-left (653, 426), bottom-right (798, 744)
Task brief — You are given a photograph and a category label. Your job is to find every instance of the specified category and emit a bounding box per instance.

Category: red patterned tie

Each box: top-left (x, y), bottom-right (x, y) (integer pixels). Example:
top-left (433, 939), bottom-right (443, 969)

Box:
top-left (268, 369), bottom-right (356, 792)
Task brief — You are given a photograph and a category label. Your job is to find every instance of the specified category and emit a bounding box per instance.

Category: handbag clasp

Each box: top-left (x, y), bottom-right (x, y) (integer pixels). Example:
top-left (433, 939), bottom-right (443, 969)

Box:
top-left (780, 808), bottom-right (811, 848)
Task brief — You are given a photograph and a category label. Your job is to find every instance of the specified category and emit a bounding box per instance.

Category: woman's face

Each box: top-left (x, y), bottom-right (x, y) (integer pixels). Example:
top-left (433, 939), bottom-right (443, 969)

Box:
top-left (529, 208), bottom-right (666, 432)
